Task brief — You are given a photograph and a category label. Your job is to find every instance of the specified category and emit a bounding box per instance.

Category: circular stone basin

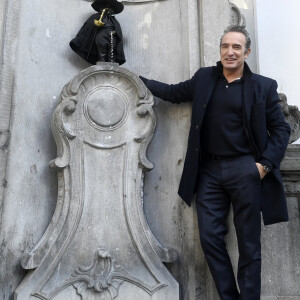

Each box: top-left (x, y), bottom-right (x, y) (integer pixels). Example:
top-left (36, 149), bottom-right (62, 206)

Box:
top-left (86, 88), bottom-right (126, 128)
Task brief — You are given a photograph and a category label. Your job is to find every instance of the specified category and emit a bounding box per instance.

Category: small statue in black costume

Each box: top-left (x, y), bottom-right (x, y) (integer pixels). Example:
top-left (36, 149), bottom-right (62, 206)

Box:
top-left (70, 0), bottom-right (125, 65)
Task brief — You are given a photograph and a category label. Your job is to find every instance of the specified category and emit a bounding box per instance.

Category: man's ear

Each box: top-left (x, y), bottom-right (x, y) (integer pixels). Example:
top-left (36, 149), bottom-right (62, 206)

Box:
top-left (245, 48), bottom-right (251, 58)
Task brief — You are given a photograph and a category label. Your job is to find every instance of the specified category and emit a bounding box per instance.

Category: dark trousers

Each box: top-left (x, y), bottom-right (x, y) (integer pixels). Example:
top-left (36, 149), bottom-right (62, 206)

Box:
top-left (196, 154), bottom-right (262, 300)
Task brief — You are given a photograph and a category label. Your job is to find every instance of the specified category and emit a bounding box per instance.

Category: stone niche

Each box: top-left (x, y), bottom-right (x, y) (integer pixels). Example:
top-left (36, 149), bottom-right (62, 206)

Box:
top-left (15, 63), bottom-right (179, 300)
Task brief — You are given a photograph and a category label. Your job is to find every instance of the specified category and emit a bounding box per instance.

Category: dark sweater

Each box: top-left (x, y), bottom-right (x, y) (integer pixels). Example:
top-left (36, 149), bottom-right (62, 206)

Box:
top-left (201, 75), bottom-right (252, 156)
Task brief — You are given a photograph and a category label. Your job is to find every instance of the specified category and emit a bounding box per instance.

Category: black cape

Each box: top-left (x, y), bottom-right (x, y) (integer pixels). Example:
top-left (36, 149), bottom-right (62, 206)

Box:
top-left (70, 13), bottom-right (125, 65)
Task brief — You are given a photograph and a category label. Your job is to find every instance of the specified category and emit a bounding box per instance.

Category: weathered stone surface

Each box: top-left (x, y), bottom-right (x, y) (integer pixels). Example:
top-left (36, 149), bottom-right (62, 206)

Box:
top-left (15, 63), bottom-right (179, 300)
top-left (279, 93), bottom-right (300, 144)
top-left (0, 0), bottom-right (21, 221)
top-left (0, 1), bottom-right (201, 299)
top-left (0, 1), bottom-right (28, 299)
top-left (200, 0), bottom-right (230, 67)
top-left (281, 145), bottom-right (300, 195)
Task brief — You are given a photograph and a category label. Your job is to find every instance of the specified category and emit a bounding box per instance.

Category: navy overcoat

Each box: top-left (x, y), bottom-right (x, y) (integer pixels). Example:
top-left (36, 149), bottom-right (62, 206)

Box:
top-left (141, 62), bottom-right (290, 225)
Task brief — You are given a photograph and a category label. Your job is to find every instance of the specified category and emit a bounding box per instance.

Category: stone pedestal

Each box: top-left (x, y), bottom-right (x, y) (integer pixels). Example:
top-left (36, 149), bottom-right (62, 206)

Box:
top-left (15, 63), bottom-right (179, 300)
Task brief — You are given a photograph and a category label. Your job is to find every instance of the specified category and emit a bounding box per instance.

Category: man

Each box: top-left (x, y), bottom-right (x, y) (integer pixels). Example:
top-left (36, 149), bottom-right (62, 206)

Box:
top-left (140, 25), bottom-right (290, 299)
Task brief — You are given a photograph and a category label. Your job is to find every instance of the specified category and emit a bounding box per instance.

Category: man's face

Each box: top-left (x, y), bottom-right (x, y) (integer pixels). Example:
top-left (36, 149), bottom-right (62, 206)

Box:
top-left (220, 31), bottom-right (250, 73)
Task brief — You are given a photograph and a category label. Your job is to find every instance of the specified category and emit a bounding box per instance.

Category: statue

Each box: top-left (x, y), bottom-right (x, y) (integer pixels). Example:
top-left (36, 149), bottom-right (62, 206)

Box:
top-left (279, 93), bottom-right (300, 143)
top-left (70, 0), bottom-right (125, 65)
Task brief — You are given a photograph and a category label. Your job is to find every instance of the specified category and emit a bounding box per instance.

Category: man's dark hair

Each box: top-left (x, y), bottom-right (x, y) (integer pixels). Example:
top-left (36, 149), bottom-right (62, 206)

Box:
top-left (220, 25), bottom-right (251, 53)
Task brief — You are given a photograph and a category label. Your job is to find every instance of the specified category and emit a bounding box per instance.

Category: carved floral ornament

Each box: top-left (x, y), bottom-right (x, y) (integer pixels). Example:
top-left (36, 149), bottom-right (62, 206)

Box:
top-left (63, 248), bottom-right (127, 300)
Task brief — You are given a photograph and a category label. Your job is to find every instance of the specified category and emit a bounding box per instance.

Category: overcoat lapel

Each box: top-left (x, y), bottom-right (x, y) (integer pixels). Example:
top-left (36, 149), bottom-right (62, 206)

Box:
top-left (243, 74), bottom-right (261, 158)
top-left (204, 68), bottom-right (219, 105)
top-left (243, 75), bottom-right (255, 122)
top-left (194, 67), bottom-right (218, 119)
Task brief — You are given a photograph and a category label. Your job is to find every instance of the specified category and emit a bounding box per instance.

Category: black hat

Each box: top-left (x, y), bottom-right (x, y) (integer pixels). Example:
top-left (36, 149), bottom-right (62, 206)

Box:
top-left (91, 0), bottom-right (124, 14)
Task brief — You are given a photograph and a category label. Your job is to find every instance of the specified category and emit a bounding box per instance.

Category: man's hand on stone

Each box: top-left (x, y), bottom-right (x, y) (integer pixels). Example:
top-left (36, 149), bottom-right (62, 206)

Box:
top-left (255, 162), bottom-right (267, 180)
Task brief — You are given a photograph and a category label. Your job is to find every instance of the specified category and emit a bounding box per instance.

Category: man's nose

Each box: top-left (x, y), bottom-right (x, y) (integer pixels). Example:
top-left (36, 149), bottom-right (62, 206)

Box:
top-left (227, 47), bottom-right (234, 55)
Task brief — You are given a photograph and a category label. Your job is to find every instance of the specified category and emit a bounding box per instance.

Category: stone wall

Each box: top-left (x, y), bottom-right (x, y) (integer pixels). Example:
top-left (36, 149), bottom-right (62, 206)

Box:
top-left (0, 0), bottom-right (299, 300)
top-left (0, 0), bottom-right (226, 299)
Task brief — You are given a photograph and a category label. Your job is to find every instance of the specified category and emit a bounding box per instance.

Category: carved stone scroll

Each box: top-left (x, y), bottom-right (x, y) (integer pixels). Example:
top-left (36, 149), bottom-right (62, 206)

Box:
top-left (15, 63), bottom-right (179, 300)
top-left (229, 2), bottom-right (246, 27)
